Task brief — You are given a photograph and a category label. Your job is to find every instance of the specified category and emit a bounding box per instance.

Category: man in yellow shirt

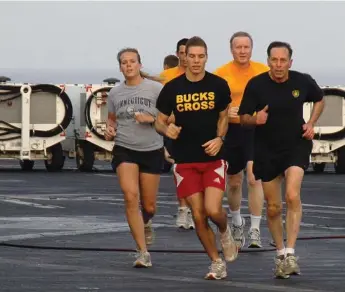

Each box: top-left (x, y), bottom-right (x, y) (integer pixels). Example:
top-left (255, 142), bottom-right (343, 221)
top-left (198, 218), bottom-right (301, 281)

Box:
top-left (160, 38), bottom-right (188, 84)
top-left (159, 38), bottom-right (195, 230)
top-left (214, 31), bottom-right (269, 249)
top-left (163, 54), bottom-right (179, 70)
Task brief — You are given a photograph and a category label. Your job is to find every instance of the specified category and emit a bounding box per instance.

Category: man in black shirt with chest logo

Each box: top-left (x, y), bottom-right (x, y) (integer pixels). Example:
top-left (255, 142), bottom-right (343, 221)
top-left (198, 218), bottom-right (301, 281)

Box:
top-left (239, 41), bottom-right (325, 279)
top-left (155, 36), bottom-right (238, 280)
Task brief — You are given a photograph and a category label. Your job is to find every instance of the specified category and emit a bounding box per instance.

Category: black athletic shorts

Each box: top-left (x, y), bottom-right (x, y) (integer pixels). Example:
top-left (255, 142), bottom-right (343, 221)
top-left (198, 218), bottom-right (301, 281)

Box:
top-left (253, 138), bottom-right (312, 182)
top-left (224, 124), bottom-right (255, 175)
top-left (112, 145), bottom-right (165, 174)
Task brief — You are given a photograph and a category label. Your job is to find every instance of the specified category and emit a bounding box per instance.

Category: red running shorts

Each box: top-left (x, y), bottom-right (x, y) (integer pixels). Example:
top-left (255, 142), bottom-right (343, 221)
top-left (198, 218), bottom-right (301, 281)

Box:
top-left (173, 159), bottom-right (228, 199)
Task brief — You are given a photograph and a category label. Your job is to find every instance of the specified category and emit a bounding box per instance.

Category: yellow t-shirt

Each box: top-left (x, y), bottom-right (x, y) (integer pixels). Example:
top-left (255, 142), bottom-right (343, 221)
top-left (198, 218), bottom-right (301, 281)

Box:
top-left (214, 61), bottom-right (269, 124)
top-left (159, 66), bottom-right (185, 85)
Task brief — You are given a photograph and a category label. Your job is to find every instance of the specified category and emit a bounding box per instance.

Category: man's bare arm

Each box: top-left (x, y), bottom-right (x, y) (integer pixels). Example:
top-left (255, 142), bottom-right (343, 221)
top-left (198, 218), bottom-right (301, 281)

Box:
top-left (308, 99), bottom-right (325, 125)
top-left (154, 111), bottom-right (170, 136)
top-left (202, 105), bottom-right (229, 156)
top-left (217, 105), bottom-right (229, 137)
top-left (240, 114), bottom-right (257, 126)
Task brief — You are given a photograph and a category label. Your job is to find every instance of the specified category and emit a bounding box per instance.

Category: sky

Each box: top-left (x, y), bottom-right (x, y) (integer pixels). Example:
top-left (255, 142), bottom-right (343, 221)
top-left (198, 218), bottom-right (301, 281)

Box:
top-left (0, 1), bottom-right (344, 86)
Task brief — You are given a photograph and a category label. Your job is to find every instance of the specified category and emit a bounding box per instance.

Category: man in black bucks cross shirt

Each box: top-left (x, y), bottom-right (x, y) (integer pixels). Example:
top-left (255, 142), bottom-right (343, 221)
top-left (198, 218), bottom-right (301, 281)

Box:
top-left (238, 41), bottom-right (324, 279)
top-left (155, 36), bottom-right (238, 280)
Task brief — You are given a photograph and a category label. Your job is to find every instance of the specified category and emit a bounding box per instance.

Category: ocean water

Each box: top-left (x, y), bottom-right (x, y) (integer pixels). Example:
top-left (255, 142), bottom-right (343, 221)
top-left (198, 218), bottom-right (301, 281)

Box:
top-left (1, 68), bottom-right (345, 87)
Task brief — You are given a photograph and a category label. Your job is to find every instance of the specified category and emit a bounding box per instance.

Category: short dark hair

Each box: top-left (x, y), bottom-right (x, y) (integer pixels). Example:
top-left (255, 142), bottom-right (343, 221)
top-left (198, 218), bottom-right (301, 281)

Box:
top-left (164, 54), bottom-right (179, 69)
top-left (230, 31), bottom-right (253, 48)
top-left (185, 36), bottom-right (208, 55)
top-left (267, 41), bottom-right (293, 58)
top-left (176, 38), bottom-right (189, 53)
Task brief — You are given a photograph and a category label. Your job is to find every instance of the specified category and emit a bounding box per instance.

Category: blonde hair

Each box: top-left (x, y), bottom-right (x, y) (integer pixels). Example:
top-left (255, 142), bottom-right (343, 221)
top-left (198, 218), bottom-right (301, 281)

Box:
top-left (117, 48), bottom-right (163, 83)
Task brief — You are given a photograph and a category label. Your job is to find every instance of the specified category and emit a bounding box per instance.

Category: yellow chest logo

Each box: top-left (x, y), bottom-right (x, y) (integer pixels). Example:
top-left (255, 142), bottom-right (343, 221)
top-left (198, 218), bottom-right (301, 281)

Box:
top-left (175, 92), bottom-right (215, 112)
top-left (292, 90), bottom-right (300, 98)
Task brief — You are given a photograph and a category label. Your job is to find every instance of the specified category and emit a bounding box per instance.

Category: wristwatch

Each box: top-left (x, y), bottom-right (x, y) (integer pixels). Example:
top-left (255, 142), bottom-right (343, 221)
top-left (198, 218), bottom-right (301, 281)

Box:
top-left (217, 136), bottom-right (225, 142)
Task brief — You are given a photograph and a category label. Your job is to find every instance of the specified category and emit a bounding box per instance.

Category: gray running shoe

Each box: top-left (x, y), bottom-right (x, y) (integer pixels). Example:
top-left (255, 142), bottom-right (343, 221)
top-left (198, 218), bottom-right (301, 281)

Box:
top-left (284, 254), bottom-right (301, 275)
top-left (274, 256), bottom-right (289, 279)
top-left (219, 225), bottom-right (238, 262)
top-left (186, 209), bottom-right (195, 229)
top-left (176, 207), bottom-right (194, 229)
top-left (248, 228), bottom-right (262, 248)
top-left (230, 217), bottom-right (246, 249)
top-left (204, 259), bottom-right (227, 280)
top-left (133, 251), bottom-right (152, 268)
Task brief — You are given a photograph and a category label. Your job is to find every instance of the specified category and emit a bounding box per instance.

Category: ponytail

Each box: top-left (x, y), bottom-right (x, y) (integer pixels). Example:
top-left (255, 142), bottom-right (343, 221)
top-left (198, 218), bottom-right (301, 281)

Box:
top-left (140, 71), bottom-right (164, 83)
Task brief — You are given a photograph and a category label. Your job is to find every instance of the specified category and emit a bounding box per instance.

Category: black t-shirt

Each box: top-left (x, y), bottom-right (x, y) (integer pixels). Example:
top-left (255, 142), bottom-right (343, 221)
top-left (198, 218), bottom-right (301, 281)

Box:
top-left (156, 71), bottom-right (231, 163)
top-left (238, 70), bottom-right (324, 155)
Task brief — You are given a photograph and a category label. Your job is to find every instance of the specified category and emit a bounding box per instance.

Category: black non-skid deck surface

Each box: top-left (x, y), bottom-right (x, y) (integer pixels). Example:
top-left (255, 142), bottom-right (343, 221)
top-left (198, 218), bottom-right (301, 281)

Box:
top-left (0, 160), bottom-right (344, 292)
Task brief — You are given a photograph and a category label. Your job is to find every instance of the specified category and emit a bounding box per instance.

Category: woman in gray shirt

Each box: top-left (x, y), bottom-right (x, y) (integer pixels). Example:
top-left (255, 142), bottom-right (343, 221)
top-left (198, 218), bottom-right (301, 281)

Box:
top-left (105, 48), bottom-right (164, 268)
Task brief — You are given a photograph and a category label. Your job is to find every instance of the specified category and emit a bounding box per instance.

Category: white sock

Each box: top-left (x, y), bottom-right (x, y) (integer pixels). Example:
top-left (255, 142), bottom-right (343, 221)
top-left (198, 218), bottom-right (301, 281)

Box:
top-left (178, 206), bottom-right (188, 211)
top-left (285, 248), bottom-right (295, 255)
top-left (276, 248), bottom-right (285, 257)
top-left (230, 209), bottom-right (242, 226)
top-left (250, 215), bottom-right (261, 231)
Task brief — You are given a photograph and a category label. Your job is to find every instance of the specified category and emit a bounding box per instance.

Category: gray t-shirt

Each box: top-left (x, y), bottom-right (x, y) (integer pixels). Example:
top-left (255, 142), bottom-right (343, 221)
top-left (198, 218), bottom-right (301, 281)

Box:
top-left (108, 79), bottom-right (164, 151)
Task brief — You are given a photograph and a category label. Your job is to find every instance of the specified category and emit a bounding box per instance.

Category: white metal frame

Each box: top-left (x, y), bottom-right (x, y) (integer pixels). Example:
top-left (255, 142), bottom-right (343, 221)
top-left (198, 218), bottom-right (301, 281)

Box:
top-left (308, 86), bottom-right (345, 165)
top-left (80, 83), bottom-right (115, 160)
top-left (0, 84), bottom-right (67, 161)
top-left (60, 82), bottom-right (117, 168)
top-left (59, 83), bottom-right (86, 159)
top-left (20, 84), bottom-right (31, 160)
top-left (84, 84), bottom-right (115, 152)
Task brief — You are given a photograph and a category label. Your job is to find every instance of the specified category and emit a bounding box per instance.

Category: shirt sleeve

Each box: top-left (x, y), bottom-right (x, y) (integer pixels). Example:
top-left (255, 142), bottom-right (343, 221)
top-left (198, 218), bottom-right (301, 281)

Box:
top-left (213, 65), bottom-right (227, 79)
top-left (107, 88), bottom-right (116, 114)
top-left (217, 79), bottom-right (232, 112)
top-left (213, 67), bottom-right (221, 77)
top-left (159, 70), bottom-right (168, 85)
top-left (156, 83), bottom-right (175, 116)
top-left (238, 78), bottom-right (258, 116)
top-left (304, 74), bottom-right (324, 103)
